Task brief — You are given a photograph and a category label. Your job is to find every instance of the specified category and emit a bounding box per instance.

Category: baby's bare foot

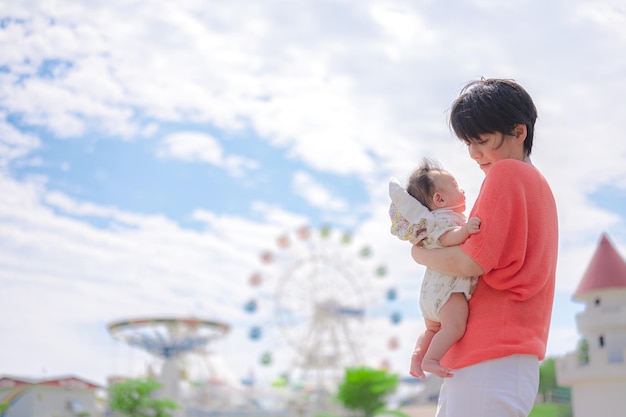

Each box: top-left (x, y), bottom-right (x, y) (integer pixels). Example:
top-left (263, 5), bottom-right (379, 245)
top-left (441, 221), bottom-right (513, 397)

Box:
top-left (410, 351), bottom-right (425, 378)
top-left (422, 358), bottom-right (454, 378)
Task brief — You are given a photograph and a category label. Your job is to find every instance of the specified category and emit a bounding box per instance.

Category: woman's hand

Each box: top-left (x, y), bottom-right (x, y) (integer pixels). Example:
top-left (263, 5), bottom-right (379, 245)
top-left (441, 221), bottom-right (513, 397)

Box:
top-left (411, 244), bottom-right (485, 277)
top-left (411, 244), bottom-right (428, 265)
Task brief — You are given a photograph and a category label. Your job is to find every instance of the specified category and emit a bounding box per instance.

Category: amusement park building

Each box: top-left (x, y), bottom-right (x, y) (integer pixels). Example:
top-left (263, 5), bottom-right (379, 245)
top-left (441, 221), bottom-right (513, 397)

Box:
top-left (556, 233), bottom-right (626, 417)
top-left (0, 375), bottom-right (102, 417)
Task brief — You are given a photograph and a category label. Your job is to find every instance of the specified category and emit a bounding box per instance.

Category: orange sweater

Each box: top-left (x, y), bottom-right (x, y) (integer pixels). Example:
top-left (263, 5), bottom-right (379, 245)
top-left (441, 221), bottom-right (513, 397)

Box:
top-left (441, 159), bottom-right (558, 370)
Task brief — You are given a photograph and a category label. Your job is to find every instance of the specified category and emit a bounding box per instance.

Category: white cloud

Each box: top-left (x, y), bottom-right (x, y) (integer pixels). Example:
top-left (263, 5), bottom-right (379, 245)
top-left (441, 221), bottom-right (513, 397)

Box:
top-left (368, 3), bottom-right (440, 62)
top-left (292, 171), bottom-right (348, 211)
top-left (156, 131), bottom-right (258, 176)
top-left (576, 0), bottom-right (626, 42)
top-left (0, 118), bottom-right (41, 168)
top-left (0, 173), bottom-right (289, 381)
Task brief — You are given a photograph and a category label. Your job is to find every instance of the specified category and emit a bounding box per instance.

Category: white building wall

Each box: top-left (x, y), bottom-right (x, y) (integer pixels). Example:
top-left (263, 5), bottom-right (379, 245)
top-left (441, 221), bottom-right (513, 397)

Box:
top-left (571, 379), bottom-right (626, 417)
top-left (557, 289), bottom-right (626, 417)
top-left (1, 386), bottom-right (99, 417)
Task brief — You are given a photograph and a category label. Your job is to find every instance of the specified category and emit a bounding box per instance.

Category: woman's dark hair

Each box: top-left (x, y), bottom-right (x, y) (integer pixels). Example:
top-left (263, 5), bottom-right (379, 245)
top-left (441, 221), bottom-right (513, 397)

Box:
top-left (449, 78), bottom-right (537, 156)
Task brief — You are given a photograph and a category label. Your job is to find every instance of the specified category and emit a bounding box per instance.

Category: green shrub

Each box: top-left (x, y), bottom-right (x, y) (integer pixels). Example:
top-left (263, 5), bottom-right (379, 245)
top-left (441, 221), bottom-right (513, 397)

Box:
top-left (336, 367), bottom-right (400, 417)
top-left (108, 377), bottom-right (178, 417)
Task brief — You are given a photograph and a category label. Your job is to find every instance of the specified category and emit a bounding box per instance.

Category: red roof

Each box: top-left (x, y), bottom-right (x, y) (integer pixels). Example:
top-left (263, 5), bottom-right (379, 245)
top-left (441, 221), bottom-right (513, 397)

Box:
top-left (573, 233), bottom-right (626, 299)
top-left (0, 375), bottom-right (102, 390)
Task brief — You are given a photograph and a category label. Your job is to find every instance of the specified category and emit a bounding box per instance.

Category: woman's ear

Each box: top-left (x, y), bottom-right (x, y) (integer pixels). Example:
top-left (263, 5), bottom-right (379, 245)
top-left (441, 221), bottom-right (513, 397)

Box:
top-left (514, 124), bottom-right (527, 143)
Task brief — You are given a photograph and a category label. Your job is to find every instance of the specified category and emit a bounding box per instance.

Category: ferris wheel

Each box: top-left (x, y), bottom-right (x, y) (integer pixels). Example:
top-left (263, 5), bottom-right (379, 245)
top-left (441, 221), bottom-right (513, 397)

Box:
top-left (243, 225), bottom-right (401, 385)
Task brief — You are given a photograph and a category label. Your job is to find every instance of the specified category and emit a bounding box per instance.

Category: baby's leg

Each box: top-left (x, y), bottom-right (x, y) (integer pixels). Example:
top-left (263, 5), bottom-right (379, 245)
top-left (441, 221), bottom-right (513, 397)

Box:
top-left (422, 293), bottom-right (469, 378)
top-left (410, 319), bottom-right (440, 378)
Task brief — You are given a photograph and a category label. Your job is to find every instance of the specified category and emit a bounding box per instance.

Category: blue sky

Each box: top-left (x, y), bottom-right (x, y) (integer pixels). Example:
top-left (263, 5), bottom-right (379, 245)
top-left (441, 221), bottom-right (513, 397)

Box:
top-left (10, 118), bottom-right (369, 228)
top-left (1, 0), bottom-right (626, 390)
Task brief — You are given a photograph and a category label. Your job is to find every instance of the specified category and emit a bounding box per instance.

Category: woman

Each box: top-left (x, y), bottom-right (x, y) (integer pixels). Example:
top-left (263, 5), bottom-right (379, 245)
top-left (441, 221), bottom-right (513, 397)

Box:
top-left (410, 78), bottom-right (558, 417)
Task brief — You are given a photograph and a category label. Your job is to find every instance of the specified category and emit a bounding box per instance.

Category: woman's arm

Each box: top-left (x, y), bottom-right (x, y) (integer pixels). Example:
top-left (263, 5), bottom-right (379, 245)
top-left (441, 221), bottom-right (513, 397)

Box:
top-left (411, 244), bottom-right (484, 277)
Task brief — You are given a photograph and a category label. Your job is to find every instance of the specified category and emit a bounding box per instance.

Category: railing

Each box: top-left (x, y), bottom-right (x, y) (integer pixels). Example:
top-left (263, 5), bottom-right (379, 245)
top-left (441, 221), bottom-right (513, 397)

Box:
top-left (576, 305), bottom-right (626, 333)
top-left (557, 348), bottom-right (626, 386)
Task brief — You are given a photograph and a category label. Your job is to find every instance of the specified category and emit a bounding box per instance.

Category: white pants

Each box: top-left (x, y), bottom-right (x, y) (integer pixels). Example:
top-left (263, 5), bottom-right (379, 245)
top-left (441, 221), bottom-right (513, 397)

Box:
top-left (436, 355), bottom-right (539, 417)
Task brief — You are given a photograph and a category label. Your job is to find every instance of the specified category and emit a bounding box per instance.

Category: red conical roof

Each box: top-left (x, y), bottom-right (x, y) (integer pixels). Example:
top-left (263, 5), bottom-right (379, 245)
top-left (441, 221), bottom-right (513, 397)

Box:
top-left (573, 233), bottom-right (626, 299)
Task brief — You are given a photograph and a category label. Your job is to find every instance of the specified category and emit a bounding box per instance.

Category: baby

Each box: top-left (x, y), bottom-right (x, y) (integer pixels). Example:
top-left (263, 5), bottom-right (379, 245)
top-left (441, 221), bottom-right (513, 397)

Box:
top-left (389, 158), bottom-right (480, 378)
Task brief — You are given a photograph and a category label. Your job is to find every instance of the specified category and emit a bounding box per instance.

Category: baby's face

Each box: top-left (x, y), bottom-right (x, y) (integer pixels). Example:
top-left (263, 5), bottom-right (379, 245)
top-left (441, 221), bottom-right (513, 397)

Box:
top-left (432, 171), bottom-right (466, 212)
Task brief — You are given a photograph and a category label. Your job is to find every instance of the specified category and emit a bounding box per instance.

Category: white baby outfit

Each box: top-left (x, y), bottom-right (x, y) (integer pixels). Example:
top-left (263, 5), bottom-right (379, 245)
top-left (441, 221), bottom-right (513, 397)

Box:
top-left (418, 209), bottom-right (477, 321)
top-left (388, 178), bottom-right (477, 322)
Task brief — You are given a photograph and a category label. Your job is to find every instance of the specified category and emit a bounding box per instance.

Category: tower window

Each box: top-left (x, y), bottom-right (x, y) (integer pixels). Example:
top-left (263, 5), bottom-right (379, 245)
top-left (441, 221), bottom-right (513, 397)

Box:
top-left (599, 335), bottom-right (605, 348)
top-left (594, 298), bottom-right (601, 306)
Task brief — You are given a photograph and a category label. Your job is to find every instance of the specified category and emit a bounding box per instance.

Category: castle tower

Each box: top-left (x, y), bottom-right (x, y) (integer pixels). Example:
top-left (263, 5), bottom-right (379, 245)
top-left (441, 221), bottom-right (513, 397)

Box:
top-left (557, 233), bottom-right (626, 417)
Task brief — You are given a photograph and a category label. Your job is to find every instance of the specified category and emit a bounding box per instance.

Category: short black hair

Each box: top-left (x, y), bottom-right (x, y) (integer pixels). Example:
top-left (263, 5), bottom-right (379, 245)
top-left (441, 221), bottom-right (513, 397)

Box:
top-left (450, 78), bottom-right (537, 156)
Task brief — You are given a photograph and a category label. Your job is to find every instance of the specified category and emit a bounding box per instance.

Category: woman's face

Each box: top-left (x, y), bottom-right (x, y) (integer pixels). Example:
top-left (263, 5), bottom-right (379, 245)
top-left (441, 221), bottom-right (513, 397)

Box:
top-left (466, 129), bottom-right (527, 174)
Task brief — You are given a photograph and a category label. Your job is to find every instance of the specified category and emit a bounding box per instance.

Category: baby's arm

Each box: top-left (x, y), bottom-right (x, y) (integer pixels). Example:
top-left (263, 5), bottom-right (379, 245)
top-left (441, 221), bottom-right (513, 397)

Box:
top-left (438, 217), bottom-right (480, 247)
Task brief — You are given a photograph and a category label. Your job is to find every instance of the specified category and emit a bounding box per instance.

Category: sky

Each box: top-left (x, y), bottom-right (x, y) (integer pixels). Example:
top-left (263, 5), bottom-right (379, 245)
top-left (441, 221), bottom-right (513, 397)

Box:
top-left (1, 0), bottom-right (626, 392)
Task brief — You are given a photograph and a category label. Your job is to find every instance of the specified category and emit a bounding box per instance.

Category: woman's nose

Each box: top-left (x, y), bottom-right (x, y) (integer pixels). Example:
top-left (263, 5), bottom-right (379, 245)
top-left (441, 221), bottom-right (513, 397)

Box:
top-left (468, 143), bottom-right (480, 159)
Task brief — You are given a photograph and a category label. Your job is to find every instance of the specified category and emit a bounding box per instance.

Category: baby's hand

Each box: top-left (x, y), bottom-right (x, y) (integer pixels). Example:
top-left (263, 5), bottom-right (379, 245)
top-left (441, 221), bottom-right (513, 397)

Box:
top-left (466, 217), bottom-right (481, 235)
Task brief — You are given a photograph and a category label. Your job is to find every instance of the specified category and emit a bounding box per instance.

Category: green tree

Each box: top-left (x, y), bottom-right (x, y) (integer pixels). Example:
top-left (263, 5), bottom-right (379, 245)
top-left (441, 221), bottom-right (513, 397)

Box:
top-left (539, 358), bottom-right (558, 400)
top-left (336, 367), bottom-right (401, 417)
top-left (108, 377), bottom-right (178, 417)
top-left (577, 338), bottom-right (589, 365)
top-left (538, 357), bottom-right (572, 410)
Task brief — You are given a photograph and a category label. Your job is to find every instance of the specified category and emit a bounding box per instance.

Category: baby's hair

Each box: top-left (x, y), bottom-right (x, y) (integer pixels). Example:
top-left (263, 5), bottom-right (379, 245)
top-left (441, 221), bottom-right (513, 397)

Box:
top-left (407, 157), bottom-right (444, 210)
